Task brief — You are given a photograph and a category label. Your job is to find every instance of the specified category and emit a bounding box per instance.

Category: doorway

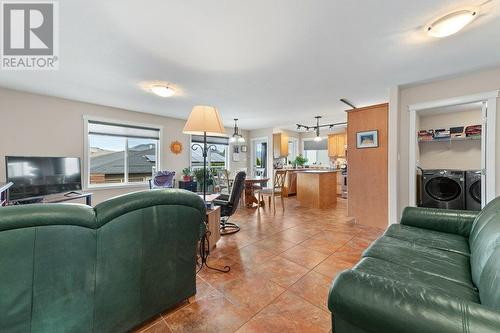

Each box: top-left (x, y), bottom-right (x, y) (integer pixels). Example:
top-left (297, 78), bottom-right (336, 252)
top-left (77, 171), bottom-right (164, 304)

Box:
top-left (251, 137), bottom-right (268, 177)
top-left (408, 91), bottom-right (498, 209)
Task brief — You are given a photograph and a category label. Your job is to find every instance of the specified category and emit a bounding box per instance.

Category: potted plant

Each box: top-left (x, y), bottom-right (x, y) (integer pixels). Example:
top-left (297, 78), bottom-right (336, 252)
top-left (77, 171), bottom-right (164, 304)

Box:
top-left (193, 168), bottom-right (214, 192)
top-left (294, 154), bottom-right (308, 168)
top-left (182, 167), bottom-right (192, 181)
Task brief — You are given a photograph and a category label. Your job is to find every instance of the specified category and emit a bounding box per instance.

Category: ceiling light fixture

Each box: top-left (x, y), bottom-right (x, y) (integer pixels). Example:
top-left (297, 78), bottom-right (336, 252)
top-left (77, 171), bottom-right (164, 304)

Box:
top-left (427, 9), bottom-right (478, 38)
top-left (297, 116), bottom-right (347, 142)
top-left (229, 118), bottom-right (245, 143)
top-left (313, 116), bottom-right (322, 141)
top-left (150, 84), bottom-right (176, 97)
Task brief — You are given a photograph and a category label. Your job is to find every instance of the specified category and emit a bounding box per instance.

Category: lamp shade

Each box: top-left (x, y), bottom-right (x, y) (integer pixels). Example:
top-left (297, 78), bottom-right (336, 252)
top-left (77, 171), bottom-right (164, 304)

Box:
top-left (183, 105), bottom-right (226, 136)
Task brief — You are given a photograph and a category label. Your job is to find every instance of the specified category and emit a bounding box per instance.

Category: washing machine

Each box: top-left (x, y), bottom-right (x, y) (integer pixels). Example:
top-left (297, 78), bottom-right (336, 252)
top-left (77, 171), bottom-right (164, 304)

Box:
top-left (465, 170), bottom-right (482, 211)
top-left (421, 170), bottom-right (465, 210)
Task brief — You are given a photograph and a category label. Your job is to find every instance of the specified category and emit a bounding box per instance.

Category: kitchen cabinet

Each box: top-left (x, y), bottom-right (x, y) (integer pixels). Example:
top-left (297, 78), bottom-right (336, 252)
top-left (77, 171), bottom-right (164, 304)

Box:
top-left (273, 132), bottom-right (289, 158)
top-left (297, 170), bottom-right (338, 208)
top-left (328, 132), bottom-right (347, 157)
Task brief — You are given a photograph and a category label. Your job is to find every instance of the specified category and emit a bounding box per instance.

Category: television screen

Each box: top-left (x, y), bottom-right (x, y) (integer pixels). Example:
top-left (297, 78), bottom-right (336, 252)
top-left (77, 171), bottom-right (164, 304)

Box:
top-left (6, 156), bottom-right (82, 201)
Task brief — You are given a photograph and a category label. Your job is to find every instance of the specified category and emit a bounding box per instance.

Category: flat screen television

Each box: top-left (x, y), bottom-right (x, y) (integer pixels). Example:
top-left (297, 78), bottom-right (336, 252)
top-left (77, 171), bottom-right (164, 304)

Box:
top-left (6, 156), bottom-right (82, 201)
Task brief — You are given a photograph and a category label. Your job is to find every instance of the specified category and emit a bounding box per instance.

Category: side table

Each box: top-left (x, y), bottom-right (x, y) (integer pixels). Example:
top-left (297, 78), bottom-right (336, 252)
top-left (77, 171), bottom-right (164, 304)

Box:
top-left (206, 206), bottom-right (221, 250)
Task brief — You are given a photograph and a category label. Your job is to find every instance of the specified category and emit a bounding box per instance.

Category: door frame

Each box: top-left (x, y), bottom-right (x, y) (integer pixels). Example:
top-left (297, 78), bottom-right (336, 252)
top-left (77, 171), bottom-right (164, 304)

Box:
top-left (408, 90), bottom-right (499, 208)
top-left (250, 137), bottom-right (269, 177)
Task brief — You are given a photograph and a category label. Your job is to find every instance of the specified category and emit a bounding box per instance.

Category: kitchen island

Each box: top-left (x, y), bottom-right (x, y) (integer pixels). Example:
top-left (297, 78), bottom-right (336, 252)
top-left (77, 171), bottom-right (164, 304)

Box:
top-left (296, 170), bottom-right (338, 209)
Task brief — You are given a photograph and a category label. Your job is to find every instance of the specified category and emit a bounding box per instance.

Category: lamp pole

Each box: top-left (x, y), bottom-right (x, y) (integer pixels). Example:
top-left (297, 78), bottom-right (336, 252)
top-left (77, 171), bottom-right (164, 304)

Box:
top-left (191, 131), bottom-right (217, 202)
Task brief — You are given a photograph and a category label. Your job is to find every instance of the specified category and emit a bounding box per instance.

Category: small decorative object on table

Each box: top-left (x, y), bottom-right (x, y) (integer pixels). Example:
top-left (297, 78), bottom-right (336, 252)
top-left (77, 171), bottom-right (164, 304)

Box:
top-left (170, 140), bottom-right (183, 155)
top-left (356, 130), bottom-right (378, 148)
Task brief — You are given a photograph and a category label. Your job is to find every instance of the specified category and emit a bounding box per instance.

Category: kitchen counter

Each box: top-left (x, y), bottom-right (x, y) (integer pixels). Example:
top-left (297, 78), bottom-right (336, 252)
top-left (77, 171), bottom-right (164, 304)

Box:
top-left (296, 171), bottom-right (337, 208)
top-left (295, 170), bottom-right (338, 174)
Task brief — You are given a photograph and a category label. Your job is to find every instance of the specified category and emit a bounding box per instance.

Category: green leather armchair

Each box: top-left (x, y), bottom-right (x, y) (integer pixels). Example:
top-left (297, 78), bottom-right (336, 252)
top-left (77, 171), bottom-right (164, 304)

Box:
top-left (329, 198), bottom-right (500, 333)
top-left (0, 189), bottom-right (206, 333)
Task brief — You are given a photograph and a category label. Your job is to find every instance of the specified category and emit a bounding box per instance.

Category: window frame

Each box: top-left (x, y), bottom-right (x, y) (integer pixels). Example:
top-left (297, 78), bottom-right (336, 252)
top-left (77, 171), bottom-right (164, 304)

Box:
top-left (302, 137), bottom-right (328, 165)
top-left (288, 137), bottom-right (299, 162)
top-left (188, 135), bottom-right (230, 171)
top-left (83, 116), bottom-right (163, 190)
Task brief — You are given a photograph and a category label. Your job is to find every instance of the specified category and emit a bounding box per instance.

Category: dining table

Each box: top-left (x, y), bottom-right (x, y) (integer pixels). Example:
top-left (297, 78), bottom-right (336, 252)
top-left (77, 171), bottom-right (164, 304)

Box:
top-left (244, 177), bottom-right (270, 208)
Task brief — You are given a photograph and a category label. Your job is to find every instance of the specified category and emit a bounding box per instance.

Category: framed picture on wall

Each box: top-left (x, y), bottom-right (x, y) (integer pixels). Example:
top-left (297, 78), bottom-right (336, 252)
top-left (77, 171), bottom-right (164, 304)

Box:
top-left (356, 130), bottom-right (378, 148)
top-left (240, 145), bottom-right (248, 153)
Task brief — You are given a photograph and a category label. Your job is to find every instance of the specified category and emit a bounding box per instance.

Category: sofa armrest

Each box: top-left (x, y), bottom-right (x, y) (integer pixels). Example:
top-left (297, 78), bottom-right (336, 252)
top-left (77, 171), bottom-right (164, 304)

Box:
top-left (401, 206), bottom-right (478, 237)
top-left (329, 270), bottom-right (500, 333)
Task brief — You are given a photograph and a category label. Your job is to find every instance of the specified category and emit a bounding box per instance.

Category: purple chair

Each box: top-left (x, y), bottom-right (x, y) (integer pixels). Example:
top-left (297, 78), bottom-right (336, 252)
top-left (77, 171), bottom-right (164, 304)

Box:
top-left (149, 170), bottom-right (176, 189)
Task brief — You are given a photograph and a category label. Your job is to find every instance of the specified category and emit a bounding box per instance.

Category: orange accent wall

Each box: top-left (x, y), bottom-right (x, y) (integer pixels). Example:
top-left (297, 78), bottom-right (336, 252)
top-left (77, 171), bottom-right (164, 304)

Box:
top-left (347, 103), bottom-right (388, 228)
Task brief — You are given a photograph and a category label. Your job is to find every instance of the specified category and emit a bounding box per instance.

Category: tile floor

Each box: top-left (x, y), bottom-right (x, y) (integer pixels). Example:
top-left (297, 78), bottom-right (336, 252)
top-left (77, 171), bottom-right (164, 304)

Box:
top-left (134, 197), bottom-right (384, 333)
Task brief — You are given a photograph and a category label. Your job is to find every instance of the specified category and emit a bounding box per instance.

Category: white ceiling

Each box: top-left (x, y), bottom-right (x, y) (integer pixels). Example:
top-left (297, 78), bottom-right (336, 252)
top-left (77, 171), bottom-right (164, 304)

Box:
top-left (1, 0), bottom-right (499, 130)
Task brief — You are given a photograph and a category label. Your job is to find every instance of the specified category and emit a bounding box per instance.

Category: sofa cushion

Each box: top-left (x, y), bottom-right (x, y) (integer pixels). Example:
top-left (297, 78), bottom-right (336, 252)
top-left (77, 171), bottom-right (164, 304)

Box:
top-left (363, 236), bottom-right (474, 289)
top-left (385, 224), bottom-right (470, 256)
top-left (469, 197), bottom-right (500, 309)
top-left (353, 257), bottom-right (480, 303)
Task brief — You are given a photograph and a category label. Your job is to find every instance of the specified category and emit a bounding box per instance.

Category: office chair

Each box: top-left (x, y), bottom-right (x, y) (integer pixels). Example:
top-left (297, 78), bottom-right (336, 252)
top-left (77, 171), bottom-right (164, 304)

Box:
top-left (213, 171), bottom-right (246, 235)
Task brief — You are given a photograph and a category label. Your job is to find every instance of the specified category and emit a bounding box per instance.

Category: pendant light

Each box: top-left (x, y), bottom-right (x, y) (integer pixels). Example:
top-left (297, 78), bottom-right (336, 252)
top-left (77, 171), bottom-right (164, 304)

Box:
top-left (313, 116), bottom-right (322, 141)
top-left (296, 116), bottom-right (347, 141)
top-left (229, 118), bottom-right (245, 143)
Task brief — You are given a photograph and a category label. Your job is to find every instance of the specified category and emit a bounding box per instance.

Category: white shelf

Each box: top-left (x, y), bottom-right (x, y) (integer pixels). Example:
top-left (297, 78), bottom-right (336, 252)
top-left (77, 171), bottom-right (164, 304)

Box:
top-left (418, 136), bottom-right (481, 143)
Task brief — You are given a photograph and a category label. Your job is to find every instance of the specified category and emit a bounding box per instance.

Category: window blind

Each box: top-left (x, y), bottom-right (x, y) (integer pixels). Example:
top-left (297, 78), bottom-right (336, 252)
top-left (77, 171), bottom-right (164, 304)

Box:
top-left (88, 120), bottom-right (160, 140)
top-left (303, 140), bottom-right (328, 150)
top-left (191, 135), bottom-right (229, 145)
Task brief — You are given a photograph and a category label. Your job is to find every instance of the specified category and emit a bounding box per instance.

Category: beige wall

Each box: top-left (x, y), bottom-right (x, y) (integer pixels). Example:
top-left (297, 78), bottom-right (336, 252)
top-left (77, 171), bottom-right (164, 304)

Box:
top-left (397, 66), bottom-right (500, 218)
top-left (227, 131), bottom-right (250, 174)
top-left (418, 109), bottom-right (482, 170)
top-left (0, 87), bottom-right (248, 205)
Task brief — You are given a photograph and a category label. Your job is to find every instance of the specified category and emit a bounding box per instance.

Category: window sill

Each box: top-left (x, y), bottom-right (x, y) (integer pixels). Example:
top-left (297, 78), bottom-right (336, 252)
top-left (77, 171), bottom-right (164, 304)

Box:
top-left (84, 183), bottom-right (150, 191)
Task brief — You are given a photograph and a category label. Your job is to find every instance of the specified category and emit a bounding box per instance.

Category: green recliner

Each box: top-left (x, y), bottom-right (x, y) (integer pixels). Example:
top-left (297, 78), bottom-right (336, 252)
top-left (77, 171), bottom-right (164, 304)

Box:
top-left (329, 197), bottom-right (500, 333)
top-left (0, 189), bottom-right (206, 333)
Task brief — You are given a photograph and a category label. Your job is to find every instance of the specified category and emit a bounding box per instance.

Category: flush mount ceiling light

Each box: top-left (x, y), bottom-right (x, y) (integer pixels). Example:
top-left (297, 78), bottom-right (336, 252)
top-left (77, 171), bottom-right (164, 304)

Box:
top-left (427, 9), bottom-right (478, 38)
top-left (229, 118), bottom-right (245, 143)
top-left (150, 84), bottom-right (175, 97)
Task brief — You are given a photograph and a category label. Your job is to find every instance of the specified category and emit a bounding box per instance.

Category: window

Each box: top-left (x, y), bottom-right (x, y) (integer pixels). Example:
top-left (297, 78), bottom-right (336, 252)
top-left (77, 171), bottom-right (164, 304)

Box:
top-left (190, 135), bottom-right (229, 172)
top-left (288, 138), bottom-right (298, 163)
top-left (86, 119), bottom-right (161, 187)
top-left (304, 149), bottom-right (330, 165)
top-left (303, 138), bottom-right (330, 166)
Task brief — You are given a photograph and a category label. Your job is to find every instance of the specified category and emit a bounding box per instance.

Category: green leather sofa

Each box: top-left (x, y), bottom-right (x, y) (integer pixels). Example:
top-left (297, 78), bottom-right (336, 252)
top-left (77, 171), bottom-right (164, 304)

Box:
top-left (328, 197), bottom-right (500, 333)
top-left (0, 189), bottom-right (206, 333)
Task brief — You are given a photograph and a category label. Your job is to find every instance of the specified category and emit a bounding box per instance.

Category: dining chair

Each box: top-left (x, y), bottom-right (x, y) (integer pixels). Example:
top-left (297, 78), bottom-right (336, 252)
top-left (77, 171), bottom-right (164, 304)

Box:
top-left (256, 170), bottom-right (287, 212)
top-left (214, 169), bottom-right (231, 195)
